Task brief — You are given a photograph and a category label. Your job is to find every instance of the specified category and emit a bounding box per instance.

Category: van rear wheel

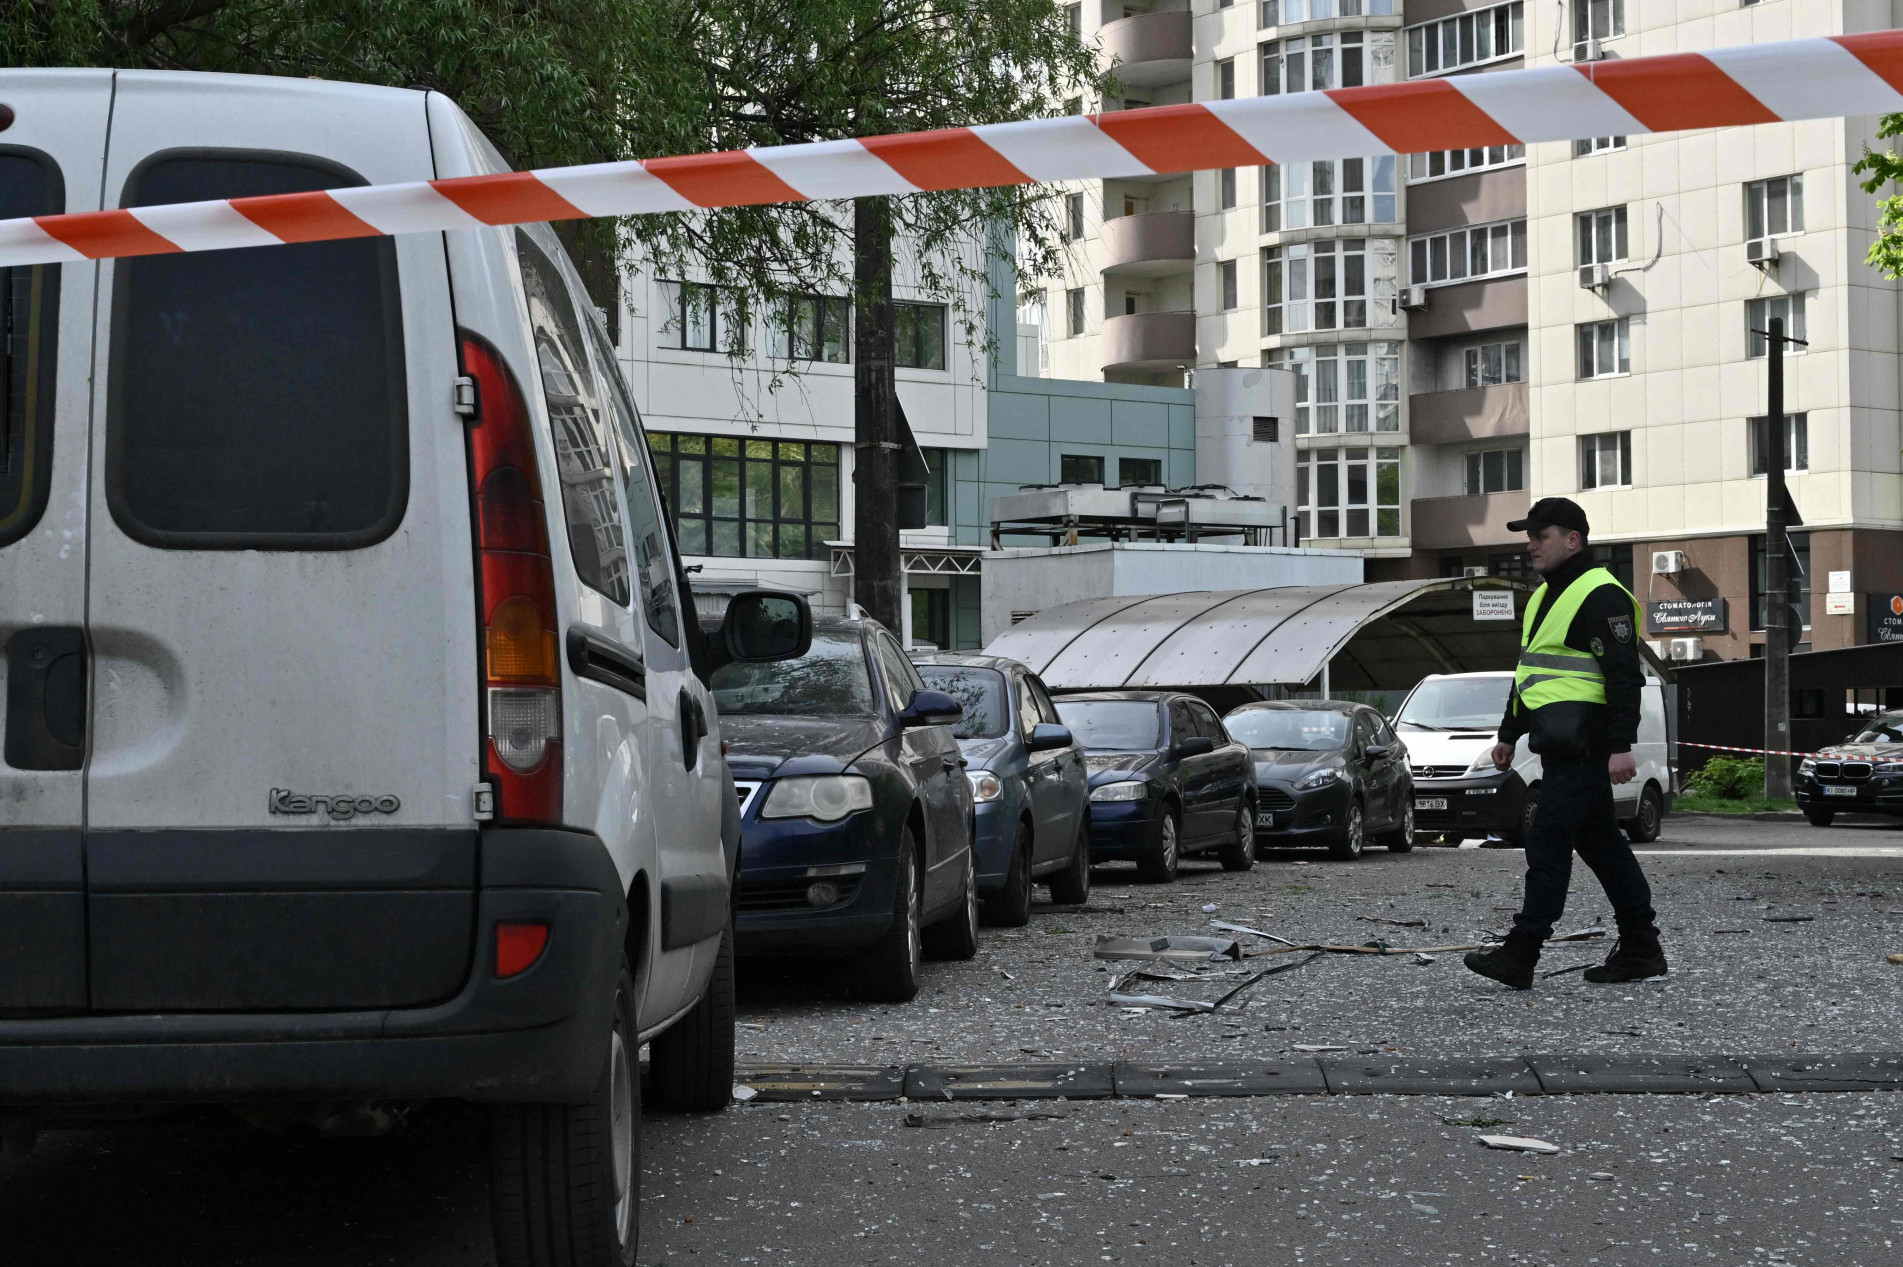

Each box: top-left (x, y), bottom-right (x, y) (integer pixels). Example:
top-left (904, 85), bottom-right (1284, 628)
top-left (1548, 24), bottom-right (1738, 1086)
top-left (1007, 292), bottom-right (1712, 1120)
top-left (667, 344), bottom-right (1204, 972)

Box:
top-left (647, 921), bottom-right (736, 1113)
top-left (489, 956), bottom-right (640, 1267)
top-left (1623, 783), bottom-right (1664, 844)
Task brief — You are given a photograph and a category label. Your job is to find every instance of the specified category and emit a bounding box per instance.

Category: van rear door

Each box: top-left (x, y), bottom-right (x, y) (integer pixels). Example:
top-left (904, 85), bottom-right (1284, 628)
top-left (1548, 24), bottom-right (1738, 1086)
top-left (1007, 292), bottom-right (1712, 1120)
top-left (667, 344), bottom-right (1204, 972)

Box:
top-left (79, 75), bottom-right (480, 1011)
top-left (0, 71), bottom-right (112, 1014)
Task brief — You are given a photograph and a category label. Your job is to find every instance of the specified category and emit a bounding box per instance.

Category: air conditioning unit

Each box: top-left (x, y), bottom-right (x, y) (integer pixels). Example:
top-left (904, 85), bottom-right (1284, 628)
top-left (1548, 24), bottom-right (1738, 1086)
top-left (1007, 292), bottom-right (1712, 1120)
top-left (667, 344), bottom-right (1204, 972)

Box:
top-left (1646, 639), bottom-right (1670, 659)
top-left (1651, 550), bottom-right (1687, 576)
top-left (1668, 637), bottom-right (1704, 663)
top-left (1462, 566), bottom-right (1489, 578)
top-left (1399, 284), bottom-right (1428, 310)
top-left (1577, 37), bottom-right (1605, 62)
top-left (1578, 262), bottom-right (1611, 290)
top-left (1746, 238), bottom-right (1780, 266)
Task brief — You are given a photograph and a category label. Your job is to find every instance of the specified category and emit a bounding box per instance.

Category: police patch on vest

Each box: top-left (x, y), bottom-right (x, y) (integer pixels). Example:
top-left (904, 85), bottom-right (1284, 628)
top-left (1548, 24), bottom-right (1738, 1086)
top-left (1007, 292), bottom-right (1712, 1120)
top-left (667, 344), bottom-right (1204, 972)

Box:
top-left (1591, 637), bottom-right (1605, 656)
top-left (1609, 614), bottom-right (1633, 643)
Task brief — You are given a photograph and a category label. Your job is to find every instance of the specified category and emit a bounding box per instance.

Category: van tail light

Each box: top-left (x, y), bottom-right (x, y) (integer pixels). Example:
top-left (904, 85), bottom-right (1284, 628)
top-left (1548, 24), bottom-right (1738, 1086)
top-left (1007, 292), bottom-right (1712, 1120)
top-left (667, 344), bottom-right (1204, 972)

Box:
top-left (495, 922), bottom-right (550, 978)
top-left (460, 332), bottom-right (562, 824)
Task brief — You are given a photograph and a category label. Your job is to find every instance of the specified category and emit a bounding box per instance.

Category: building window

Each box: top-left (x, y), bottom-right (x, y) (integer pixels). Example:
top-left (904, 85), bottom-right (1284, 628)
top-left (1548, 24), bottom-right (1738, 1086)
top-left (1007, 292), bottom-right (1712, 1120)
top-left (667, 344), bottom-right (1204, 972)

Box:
top-left (1120, 457), bottom-right (1163, 487)
top-left (1218, 259), bottom-right (1240, 312)
top-left (1066, 287), bottom-right (1086, 337)
top-left (1490, 551), bottom-right (1532, 580)
top-left (1576, 206), bottom-right (1629, 267)
top-left (661, 281), bottom-right (744, 352)
top-left (1263, 157), bottom-right (1397, 231)
top-left (1573, 0), bottom-right (1624, 59)
top-left (1465, 340), bottom-right (1523, 387)
top-left (648, 432), bottom-right (840, 560)
top-left (922, 448), bottom-right (949, 526)
top-left (1576, 317), bottom-right (1630, 379)
top-left (1407, 145), bottom-right (1525, 184)
top-left (1579, 431), bottom-right (1632, 490)
top-left (1262, 1), bottom-right (1397, 23)
top-left (1275, 342), bottom-right (1401, 435)
top-left (1217, 57), bottom-right (1236, 100)
top-left (893, 302), bottom-right (946, 370)
top-left (1746, 175), bottom-right (1804, 255)
top-left (1066, 2), bottom-right (1081, 37)
top-left (1253, 416), bottom-right (1280, 443)
top-left (1574, 135), bottom-right (1627, 158)
top-left (1464, 447), bottom-right (1524, 496)
top-left (1060, 453), bottom-right (1104, 484)
top-left (1066, 192), bottom-right (1086, 242)
top-left (1297, 446), bottom-right (1402, 539)
top-left (1064, 96), bottom-right (1083, 115)
top-left (1592, 542), bottom-right (1635, 590)
top-left (1264, 239), bottom-right (1378, 334)
top-left (1406, 2), bottom-right (1524, 78)
top-left (1746, 294), bottom-right (1806, 358)
top-left (768, 294), bottom-right (850, 363)
top-left (1750, 530), bottom-right (1811, 633)
top-left (1219, 167), bottom-right (1237, 211)
top-left (1749, 413), bottom-right (1809, 475)
top-left (1407, 217), bottom-right (1527, 288)
top-left (1262, 31), bottom-right (1366, 95)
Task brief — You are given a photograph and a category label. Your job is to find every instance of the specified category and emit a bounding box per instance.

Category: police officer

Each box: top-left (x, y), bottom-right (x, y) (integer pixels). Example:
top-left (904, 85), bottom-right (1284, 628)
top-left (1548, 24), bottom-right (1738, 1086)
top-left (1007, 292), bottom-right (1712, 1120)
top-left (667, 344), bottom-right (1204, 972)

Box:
top-left (1463, 497), bottom-right (1668, 990)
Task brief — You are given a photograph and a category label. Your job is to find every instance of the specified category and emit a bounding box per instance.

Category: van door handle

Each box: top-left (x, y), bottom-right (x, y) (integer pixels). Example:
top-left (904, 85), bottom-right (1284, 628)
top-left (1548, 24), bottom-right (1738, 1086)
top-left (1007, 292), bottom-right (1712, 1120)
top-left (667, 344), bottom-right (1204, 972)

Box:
top-left (566, 628), bottom-right (646, 700)
top-left (5, 627), bottom-right (86, 771)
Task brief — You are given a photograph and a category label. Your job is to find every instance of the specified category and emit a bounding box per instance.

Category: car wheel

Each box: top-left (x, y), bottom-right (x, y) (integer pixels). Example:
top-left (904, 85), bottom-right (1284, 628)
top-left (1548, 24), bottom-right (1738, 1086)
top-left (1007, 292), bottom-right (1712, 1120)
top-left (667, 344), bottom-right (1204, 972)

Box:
top-left (647, 919), bottom-right (735, 1112)
top-left (1047, 815), bottom-right (1092, 906)
top-left (1327, 799), bottom-right (1365, 861)
top-left (923, 844), bottom-right (981, 961)
top-left (489, 955), bottom-right (641, 1267)
top-left (1804, 807), bottom-right (1835, 828)
top-left (1136, 806), bottom-right (1180, 883)
top-left (851, 836), bottom-right (922, 1001)
top-left (1623, 783), bottom-right (1664, 844)
top-left (1498, 785), bottom-right (1539, 848)
top-left (983, 822), bottom-right (1034, 927)
top-left (1217, 798), bottom-right (1257, 872)
top-left (1385, 799), bottom-right (1416, 853)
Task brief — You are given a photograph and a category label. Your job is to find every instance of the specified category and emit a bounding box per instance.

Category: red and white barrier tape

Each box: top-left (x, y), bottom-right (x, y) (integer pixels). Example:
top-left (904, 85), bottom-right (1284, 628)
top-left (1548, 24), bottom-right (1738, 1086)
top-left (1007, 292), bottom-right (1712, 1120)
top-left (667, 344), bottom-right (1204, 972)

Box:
top-left (4, 30), bottom-right (1903, 265)
top-left (1679, 741), bottom-right (1816, 758)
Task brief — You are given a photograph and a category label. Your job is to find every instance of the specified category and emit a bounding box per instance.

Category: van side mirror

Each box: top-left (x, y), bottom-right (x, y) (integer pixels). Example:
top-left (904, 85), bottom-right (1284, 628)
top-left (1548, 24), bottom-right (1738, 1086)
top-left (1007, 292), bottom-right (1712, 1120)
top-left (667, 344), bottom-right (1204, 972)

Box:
top-left (899, 688), bottom-right (963, 729)
top-left (1027, 722), bottom-right (1073, 752)
top-left (715, 591), bottom-right (812, 672)
top-left (1173, 736), bottom-right (1215, 758)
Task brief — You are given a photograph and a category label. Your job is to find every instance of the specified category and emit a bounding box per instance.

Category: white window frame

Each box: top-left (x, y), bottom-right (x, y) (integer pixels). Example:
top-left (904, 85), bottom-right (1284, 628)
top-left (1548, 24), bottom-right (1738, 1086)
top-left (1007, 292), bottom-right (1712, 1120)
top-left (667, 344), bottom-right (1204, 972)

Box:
top-left (1749, 413), bottom-right (1809, 476)
top-left (1275, 342), bottom-right (1401, 436)
top-left (1747, 293), bottom-right (1807, 359)
top-left (1464, 447), bottom-right (1525, 496)
top-left (1745, 175), bottom-right (1805, 254)
top-left (1579, 431), bottom-right (1632, 491)
top-left (1264, 157), bottom-right (1397, 232)
top-left (1217, 57), bottom-right (1236, 100)
top-left (1574, 135), bottom-right (1627, 158)
top-left (1261, 1), bottom-right (1397, 24)
top-left (1576, 206), bottom-right (1629, 267)
top-left (1066, 192), bottom-right (1086, 242)
top-left (1406, 2), bottom-right (1524, 79)
top-left (1219, 167), bottom-right (1237, 211)
top-left (1219, 259), bottom-right (1240, 312)
top-left (1261, 31), bottom-right (1366, 96)
top-left (1573, 0), bottom-right (1625, 60)
top-left (1407, 145), bottom-right (1524, 184)
top-left (1407, 217), bottom-right (1527, 289)
top-left (1464, 339), bottom-right (1523, 388)
top-left (1297, 445), bottom-right (1403, 540)
top-left (1066, 287), bottom-right (1086, 338)
top-left (1576, 317), bottom-right (1631, 379)
top-left (1264, 239), bottom-right (1372, 334)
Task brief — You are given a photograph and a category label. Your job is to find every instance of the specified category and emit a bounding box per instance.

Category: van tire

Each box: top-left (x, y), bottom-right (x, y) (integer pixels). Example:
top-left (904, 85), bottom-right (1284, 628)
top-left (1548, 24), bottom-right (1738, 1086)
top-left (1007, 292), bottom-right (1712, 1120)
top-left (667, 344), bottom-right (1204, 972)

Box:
top-left (489, 956), bottom-right (641, 1267)
top-left (983, 823), bottom-right (1034, 927)
top-left (851, 839), bottom-right (922, 1002)
top-left (1500, 785), bottom-right (1539, 848)
top-left (923, 845), bottom-right (981, 961)
top-left (646, 922), bottom-right (735, 1113)
top-left (1623, 783), bottom-right (1664, 844)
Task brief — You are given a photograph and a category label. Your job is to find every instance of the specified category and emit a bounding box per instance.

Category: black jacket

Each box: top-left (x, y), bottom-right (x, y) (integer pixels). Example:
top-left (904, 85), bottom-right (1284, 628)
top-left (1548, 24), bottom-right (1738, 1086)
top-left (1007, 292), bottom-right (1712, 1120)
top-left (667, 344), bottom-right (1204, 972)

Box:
top-left (1497, 551), bottom-right (1643, 757)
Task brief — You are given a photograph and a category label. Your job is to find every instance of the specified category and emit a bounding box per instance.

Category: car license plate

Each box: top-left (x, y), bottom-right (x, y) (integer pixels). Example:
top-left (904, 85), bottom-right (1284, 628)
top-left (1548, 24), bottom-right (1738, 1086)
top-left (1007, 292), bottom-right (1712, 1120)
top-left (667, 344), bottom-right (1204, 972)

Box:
top-left (1256, 812), bottom-right (1277, 828)
top-left (1823, 784), bottom-right (1859, 798)
top-left (1415, 797), bottom-right (1448, 811)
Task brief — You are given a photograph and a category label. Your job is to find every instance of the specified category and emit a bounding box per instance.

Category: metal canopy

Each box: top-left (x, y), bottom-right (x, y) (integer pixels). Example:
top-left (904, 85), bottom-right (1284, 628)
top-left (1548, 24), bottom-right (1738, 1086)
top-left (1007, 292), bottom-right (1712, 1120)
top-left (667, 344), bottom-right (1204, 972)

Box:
top-left (986, 576), bottom-right (1582, 691)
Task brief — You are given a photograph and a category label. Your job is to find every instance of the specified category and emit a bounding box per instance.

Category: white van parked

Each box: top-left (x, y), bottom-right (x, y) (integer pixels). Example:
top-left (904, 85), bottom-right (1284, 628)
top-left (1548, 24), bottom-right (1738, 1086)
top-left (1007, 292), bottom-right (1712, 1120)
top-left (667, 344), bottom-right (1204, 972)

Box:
top-left (0, 69), bottom-right (813, 1267)
top-left (1393, 671), bottom-right (1672, 846)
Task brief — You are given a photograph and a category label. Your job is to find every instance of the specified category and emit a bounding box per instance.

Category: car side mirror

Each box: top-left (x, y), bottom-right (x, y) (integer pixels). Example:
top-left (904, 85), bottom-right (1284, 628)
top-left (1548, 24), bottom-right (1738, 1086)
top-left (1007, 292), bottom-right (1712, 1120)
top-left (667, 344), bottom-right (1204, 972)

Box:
top-left (715, 591), bottom-right (812, 672)
top-left (899, 688), bottom-right (963, 729)
top-left (1363, 743), bottom-right (1389, 763)
top-left (1174, 736), bottom-right (1215, 758)
top-left (1027, 722), bottom-right (1073, 752)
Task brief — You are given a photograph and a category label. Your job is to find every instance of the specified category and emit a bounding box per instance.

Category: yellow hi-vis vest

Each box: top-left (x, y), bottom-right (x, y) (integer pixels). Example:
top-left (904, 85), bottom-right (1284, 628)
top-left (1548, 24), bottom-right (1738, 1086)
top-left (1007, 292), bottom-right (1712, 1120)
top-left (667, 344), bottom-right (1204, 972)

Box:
top-left (1513, 567), bottom-right (1644, 711)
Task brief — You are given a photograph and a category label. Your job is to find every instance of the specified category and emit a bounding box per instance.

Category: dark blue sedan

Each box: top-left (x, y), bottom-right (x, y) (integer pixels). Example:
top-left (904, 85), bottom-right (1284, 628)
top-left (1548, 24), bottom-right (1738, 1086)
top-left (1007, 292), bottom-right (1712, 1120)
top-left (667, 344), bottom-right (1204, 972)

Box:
top-left (912, 653), bottom-right (1091, 925)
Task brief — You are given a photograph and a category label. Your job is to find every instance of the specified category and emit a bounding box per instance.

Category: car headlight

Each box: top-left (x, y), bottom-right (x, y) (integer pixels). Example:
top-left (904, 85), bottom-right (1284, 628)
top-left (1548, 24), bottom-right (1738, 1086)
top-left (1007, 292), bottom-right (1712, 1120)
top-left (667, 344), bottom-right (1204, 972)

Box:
top-left (966, 770), bottom-right (1003, 802)
top-left (1090, 779), bottom-right (1148, 802)
top-left (1799, 757), bottom-right (1817, 776)
top-left (1468, 748), bottom-right (1503, 774)
top-left (1876, 760), bottom-right (1903, 774)
top-left (1295, 768), bottom-right (1342, 790)
top-left (761, 775), bottom-right (874, 822)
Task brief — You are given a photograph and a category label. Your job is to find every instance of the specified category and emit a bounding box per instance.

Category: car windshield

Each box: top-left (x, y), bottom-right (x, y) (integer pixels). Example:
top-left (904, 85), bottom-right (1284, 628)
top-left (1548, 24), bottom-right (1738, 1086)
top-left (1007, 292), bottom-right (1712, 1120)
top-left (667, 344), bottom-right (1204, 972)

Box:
top-left (1054, 700), bottom-right (1161, 751)
top-left (1851, 715), bottom-right (1903, 744)
top-left (1396, 677), bottom-right (1512, 730)
top-left (1224, 709), bottom-right (1351, 751)
top-left (711, 630), bottom-right (877, 716)
top-left (916, 666), bottom-right (1009, 740)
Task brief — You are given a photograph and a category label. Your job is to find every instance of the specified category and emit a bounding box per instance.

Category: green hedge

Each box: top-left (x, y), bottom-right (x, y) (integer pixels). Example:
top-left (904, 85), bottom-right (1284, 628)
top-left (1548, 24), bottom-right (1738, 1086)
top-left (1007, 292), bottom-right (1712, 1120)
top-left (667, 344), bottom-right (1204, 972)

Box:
top-left (1686, 755), bottom-right (1765, 801)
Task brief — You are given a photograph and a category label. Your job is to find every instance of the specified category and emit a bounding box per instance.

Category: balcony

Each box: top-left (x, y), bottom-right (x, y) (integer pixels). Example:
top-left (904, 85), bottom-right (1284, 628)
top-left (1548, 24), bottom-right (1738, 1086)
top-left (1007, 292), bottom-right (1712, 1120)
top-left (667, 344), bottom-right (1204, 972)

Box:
top-left (1100, 10), bottom-right (1192, 88)
top-left (1408, 382), bottom-right (1529, 447)
top-left (1102, 310), bottom-right (1196, 373)
top-left (1100, 211), bottom-right (1194, 278)
top-left (1410, 491), bottom-right (1527, 551)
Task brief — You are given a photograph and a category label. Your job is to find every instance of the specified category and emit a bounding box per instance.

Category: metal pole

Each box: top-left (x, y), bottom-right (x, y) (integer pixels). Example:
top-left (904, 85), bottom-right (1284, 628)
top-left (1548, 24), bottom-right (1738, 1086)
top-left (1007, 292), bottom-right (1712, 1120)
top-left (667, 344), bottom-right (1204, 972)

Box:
top-left (1764, 317), bottom-right (1792, 798)
top-left (1320, 659), bottom-right (1330, 701)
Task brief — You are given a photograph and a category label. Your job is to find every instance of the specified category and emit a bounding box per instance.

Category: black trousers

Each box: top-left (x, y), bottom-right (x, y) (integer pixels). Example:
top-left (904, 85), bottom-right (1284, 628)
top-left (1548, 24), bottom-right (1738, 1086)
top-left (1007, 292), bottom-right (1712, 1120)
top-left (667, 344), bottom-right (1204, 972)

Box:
top-left (1513, 756), bottom-right (1656, 942)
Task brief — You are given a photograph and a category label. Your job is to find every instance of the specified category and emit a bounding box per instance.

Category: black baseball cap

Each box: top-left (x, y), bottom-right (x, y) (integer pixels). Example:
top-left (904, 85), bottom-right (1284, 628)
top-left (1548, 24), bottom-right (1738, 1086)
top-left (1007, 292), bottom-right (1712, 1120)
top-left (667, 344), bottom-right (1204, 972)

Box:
top-left (1506, 496), bottom-right (1590, 536)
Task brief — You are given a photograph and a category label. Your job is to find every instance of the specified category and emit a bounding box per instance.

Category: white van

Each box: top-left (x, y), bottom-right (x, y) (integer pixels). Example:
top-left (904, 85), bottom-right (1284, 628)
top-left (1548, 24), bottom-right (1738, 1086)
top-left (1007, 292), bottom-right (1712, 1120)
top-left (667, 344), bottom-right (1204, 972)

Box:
top-left (1393, 671), bottom-right (1672, 846)
top-left (0, 69), bottom-right (812, 1266)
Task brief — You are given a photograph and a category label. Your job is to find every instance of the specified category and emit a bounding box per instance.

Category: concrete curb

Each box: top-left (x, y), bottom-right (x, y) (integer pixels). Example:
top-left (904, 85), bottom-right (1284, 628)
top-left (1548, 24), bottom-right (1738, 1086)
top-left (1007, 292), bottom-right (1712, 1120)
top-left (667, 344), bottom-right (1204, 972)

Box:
top-left (734, 1053), bottom-right (1903, 1102)
top-left (1671, 810), bottom-right (1808, 822)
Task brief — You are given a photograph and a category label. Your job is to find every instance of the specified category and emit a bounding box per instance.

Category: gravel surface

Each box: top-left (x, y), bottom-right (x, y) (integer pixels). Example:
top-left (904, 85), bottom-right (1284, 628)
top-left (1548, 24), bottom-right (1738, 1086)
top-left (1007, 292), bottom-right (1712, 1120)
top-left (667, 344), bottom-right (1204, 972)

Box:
top-left (736, 816), bottom-right (1903, 1065)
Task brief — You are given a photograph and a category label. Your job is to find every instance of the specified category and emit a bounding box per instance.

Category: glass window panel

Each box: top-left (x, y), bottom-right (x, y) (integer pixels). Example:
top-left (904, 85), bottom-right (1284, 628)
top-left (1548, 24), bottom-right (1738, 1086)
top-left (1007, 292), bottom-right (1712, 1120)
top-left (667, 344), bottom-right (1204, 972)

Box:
top-left (745, 459), bottom-right (773, 517)
top-left (746, 520), bottom-right (775, 557)
top-left (712, 518), bottom-right (741, 556)
top-left (711, 436), bottom-right (739, 457)
top-left (778, 464), bottom-right (805, 519)
top-left (778, 522), bottom-right (807, 559)
top-left (711, 458), bottom-right (740, 516)
top-left (678, 458), bottom-right (705, 514)
top-left (677, 516), bottom-right (708, 556)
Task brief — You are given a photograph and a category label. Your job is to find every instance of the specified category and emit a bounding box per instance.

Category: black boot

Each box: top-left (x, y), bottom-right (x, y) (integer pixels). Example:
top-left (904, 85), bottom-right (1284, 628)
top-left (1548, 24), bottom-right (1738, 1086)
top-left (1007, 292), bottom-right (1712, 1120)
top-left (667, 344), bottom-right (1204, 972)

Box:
top-left (1583, 924), bottom-right (1668, 983)
top-left (1463, 930), bottom-right (1542, 990)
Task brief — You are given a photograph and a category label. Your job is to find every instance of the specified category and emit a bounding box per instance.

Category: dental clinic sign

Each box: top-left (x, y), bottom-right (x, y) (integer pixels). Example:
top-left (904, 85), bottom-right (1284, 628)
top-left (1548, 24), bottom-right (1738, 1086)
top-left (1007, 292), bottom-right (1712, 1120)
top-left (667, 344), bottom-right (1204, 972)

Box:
top-left (1870, 593), bottom-right (1903, 644)
top-left (1645, 598), bottom-right (1727, 636)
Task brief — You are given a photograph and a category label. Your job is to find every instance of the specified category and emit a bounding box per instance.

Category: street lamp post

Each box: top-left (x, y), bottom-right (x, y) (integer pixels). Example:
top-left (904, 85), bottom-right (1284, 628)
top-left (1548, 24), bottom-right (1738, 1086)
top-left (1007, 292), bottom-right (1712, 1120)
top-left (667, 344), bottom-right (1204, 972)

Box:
top-left (1760, 316), bottom-right (1807, 798)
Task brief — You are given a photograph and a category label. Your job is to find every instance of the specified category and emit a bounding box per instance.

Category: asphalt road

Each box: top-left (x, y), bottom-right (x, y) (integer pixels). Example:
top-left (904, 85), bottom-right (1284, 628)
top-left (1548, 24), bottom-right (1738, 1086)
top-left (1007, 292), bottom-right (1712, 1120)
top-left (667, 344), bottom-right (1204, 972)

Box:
top-left (4, 811), bottom-right (1901, 1266)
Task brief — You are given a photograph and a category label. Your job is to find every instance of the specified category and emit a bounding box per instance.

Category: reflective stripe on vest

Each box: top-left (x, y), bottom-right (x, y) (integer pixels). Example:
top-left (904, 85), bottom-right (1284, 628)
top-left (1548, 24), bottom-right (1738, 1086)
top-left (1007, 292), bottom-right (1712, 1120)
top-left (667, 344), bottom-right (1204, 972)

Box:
top-left (1512, 567), bottom-right (1642, 712)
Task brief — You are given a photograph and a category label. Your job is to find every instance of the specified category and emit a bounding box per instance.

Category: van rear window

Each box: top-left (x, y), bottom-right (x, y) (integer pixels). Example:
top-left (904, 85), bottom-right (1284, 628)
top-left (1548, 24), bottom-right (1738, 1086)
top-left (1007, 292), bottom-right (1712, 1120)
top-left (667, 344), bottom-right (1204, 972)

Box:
top-left (108, 155), bottom-right (407, 548)
top-left (0, 151), bottom-right (62, 548)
